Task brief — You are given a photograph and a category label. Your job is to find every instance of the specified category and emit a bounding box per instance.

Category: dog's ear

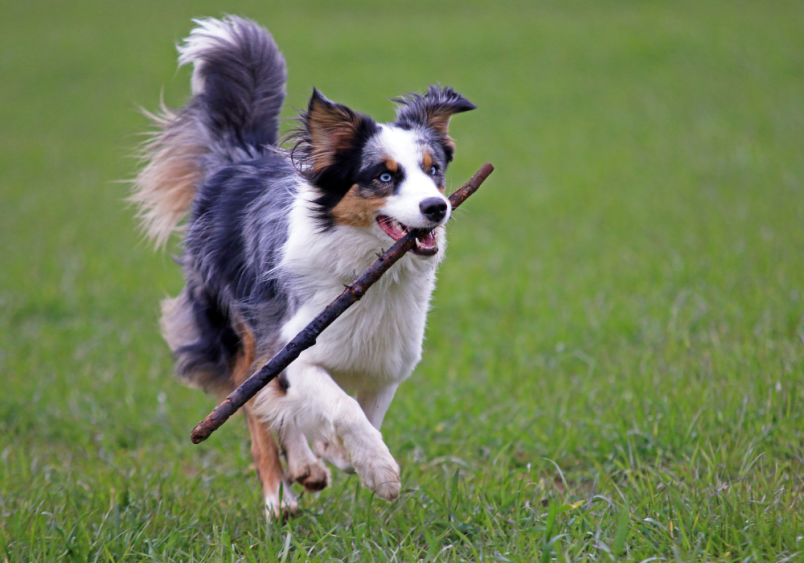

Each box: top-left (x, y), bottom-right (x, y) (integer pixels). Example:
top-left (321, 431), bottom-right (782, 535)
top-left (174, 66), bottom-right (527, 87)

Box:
top-left (297, 88), bottom-right (377, 174)
top-left (393, 86), bottom-right (476, 161)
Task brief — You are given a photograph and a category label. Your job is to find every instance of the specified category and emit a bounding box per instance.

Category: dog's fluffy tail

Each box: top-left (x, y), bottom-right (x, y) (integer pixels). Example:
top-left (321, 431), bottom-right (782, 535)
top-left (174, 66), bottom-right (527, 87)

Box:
top-left (132, 16), bottom-right (287, 247)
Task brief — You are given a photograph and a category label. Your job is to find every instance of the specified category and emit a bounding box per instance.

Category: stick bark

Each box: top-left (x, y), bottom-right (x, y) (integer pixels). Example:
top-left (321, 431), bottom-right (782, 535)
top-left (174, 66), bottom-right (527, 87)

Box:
top-left (191, 162), bottom-right (494, 444)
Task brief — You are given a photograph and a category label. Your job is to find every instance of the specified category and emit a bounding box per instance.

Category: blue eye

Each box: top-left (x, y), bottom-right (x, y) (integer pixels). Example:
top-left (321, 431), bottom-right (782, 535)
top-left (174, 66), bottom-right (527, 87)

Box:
top-left (429, 166), bottom-right (438, 175)
top-left (379, 172), bottom-right (392, 182)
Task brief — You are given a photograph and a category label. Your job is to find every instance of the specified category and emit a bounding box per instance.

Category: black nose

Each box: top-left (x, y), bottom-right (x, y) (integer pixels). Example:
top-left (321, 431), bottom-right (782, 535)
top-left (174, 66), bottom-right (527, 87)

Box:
top-left (419, 197), bottom-right (448, 223)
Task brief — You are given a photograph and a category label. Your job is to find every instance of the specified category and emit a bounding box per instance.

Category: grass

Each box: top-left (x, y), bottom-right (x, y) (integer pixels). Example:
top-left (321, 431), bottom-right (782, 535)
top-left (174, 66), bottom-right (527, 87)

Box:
top-left (2, 0), bottom-right (803, 560)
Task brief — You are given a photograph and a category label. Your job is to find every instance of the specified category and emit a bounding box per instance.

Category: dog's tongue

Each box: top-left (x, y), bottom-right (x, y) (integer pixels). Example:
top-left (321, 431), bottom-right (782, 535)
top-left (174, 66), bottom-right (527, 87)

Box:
top-left (378, 216), bottom-right (407, 241)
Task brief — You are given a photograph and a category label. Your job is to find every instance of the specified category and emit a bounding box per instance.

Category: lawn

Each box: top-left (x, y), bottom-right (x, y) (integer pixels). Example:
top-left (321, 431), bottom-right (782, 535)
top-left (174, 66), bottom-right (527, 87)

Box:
top-left (1, 0), bottom-right (803, 560)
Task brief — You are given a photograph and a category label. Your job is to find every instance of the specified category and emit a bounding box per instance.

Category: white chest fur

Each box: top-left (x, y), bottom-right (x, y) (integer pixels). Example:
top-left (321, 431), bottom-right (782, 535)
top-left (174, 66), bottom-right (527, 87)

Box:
top-left (279, 193), bottom-right (444, 394)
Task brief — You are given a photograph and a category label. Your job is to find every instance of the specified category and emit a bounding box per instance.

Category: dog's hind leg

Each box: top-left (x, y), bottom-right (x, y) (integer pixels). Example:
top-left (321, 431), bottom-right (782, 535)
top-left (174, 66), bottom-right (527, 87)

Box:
top-left (231, 325), bottom-right (296, 519)
top-left (244, 406), bottom-right (298, 519)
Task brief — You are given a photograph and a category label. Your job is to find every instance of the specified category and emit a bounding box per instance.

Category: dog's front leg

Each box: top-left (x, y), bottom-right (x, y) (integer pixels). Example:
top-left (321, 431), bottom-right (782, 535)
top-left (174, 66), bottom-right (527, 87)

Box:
top-left (278, 422), bottom-right (331, 492)
top-left (313, 384), bottom-right (399, 472)
top-left (261, 361), bottom-right (401, 501)
top-left (357, 384), bottom-right (399, 429)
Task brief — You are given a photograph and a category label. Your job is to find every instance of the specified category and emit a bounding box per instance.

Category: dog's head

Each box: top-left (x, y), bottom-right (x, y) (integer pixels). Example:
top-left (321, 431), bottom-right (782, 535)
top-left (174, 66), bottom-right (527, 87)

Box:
top-left (290, 86), bottom-right (475, 256)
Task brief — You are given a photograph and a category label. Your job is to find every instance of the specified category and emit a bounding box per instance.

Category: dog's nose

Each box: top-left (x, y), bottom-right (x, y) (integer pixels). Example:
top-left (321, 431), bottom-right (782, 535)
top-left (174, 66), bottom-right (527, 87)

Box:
top-left (419, 197), bottom-right (448, 223)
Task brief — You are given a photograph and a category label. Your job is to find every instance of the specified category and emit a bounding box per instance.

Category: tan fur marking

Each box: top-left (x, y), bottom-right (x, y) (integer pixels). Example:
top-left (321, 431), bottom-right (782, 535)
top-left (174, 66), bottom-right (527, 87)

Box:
top-left (245, 406), bottom-right (288, 517)
top-left (425, 112), bottom-right (457, 158)
top-left (231, 325), bottom-right (293, 517)
top-left (427, 111), bottom-right (453, 137)
top-left (230, 321), bottom-right (257, 387)
top-left (421, 150), bottom-right (446, 192)
top-left (384, 158), bottom-right (398, 173)
top-left (332, 184), bottom-right (387, 228)
top-left (230, 322), bottom-right (291, 398)
top-left (307, 100), bottom-right (363, 174)
top-left (422, 150), bottom-right (432, 172)
top-left (131, 105), bottom-right (208, 248)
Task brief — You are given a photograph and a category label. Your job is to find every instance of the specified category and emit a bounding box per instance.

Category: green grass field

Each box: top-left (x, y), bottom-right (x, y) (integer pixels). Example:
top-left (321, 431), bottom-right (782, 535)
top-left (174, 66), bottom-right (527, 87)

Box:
top-left (2, 0), bottom-right (803, 560)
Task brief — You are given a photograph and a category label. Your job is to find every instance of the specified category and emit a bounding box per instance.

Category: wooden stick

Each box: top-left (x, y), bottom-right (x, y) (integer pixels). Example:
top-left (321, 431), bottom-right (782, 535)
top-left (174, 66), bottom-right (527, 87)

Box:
top-left (191, 162), bottom-right (494, 444)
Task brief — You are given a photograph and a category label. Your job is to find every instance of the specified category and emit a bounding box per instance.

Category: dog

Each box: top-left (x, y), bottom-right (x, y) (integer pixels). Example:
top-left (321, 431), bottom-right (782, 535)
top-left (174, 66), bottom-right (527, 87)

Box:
top-left (132, 15), bottom-right (475, 519)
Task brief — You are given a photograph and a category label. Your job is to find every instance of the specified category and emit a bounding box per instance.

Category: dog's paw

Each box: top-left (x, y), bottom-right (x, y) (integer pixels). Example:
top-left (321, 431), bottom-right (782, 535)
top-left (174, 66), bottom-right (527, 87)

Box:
top-left (286, 457), bottom-right (331, 492)
top-left (313, 439), bottom-right (355, 474)
top-left (349, 444), bottom-right (401, 501)
top-left (265, 483), bottom-right (298, 521)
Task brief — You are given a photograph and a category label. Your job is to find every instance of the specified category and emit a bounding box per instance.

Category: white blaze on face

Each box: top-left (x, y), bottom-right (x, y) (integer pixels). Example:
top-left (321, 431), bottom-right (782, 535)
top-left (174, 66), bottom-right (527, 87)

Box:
top-left (375, 125), bottom-right (451, 229)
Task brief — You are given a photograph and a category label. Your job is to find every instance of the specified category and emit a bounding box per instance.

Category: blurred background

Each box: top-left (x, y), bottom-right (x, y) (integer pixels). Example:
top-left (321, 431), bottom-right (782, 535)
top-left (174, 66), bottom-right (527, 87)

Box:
top-left (1, 0), bottom-right (802, 559)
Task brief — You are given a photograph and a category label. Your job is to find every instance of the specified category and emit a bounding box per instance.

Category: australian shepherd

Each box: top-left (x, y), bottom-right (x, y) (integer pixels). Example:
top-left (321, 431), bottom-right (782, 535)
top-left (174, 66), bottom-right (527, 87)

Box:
top-left (133, 16), bottom-right (475, 519)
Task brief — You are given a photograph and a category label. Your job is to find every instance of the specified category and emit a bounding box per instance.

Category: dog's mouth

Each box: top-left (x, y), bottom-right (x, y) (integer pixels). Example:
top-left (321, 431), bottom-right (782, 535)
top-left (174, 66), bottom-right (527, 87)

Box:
top-left (377, 215), bottom-right (439, 256)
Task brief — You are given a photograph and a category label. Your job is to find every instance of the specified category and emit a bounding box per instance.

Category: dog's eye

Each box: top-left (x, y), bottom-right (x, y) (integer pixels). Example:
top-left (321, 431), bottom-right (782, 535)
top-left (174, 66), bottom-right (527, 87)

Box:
top-left (429, 166), bottom-right (438, 176)
top-left (379, 172), bottom-right (392, 183)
